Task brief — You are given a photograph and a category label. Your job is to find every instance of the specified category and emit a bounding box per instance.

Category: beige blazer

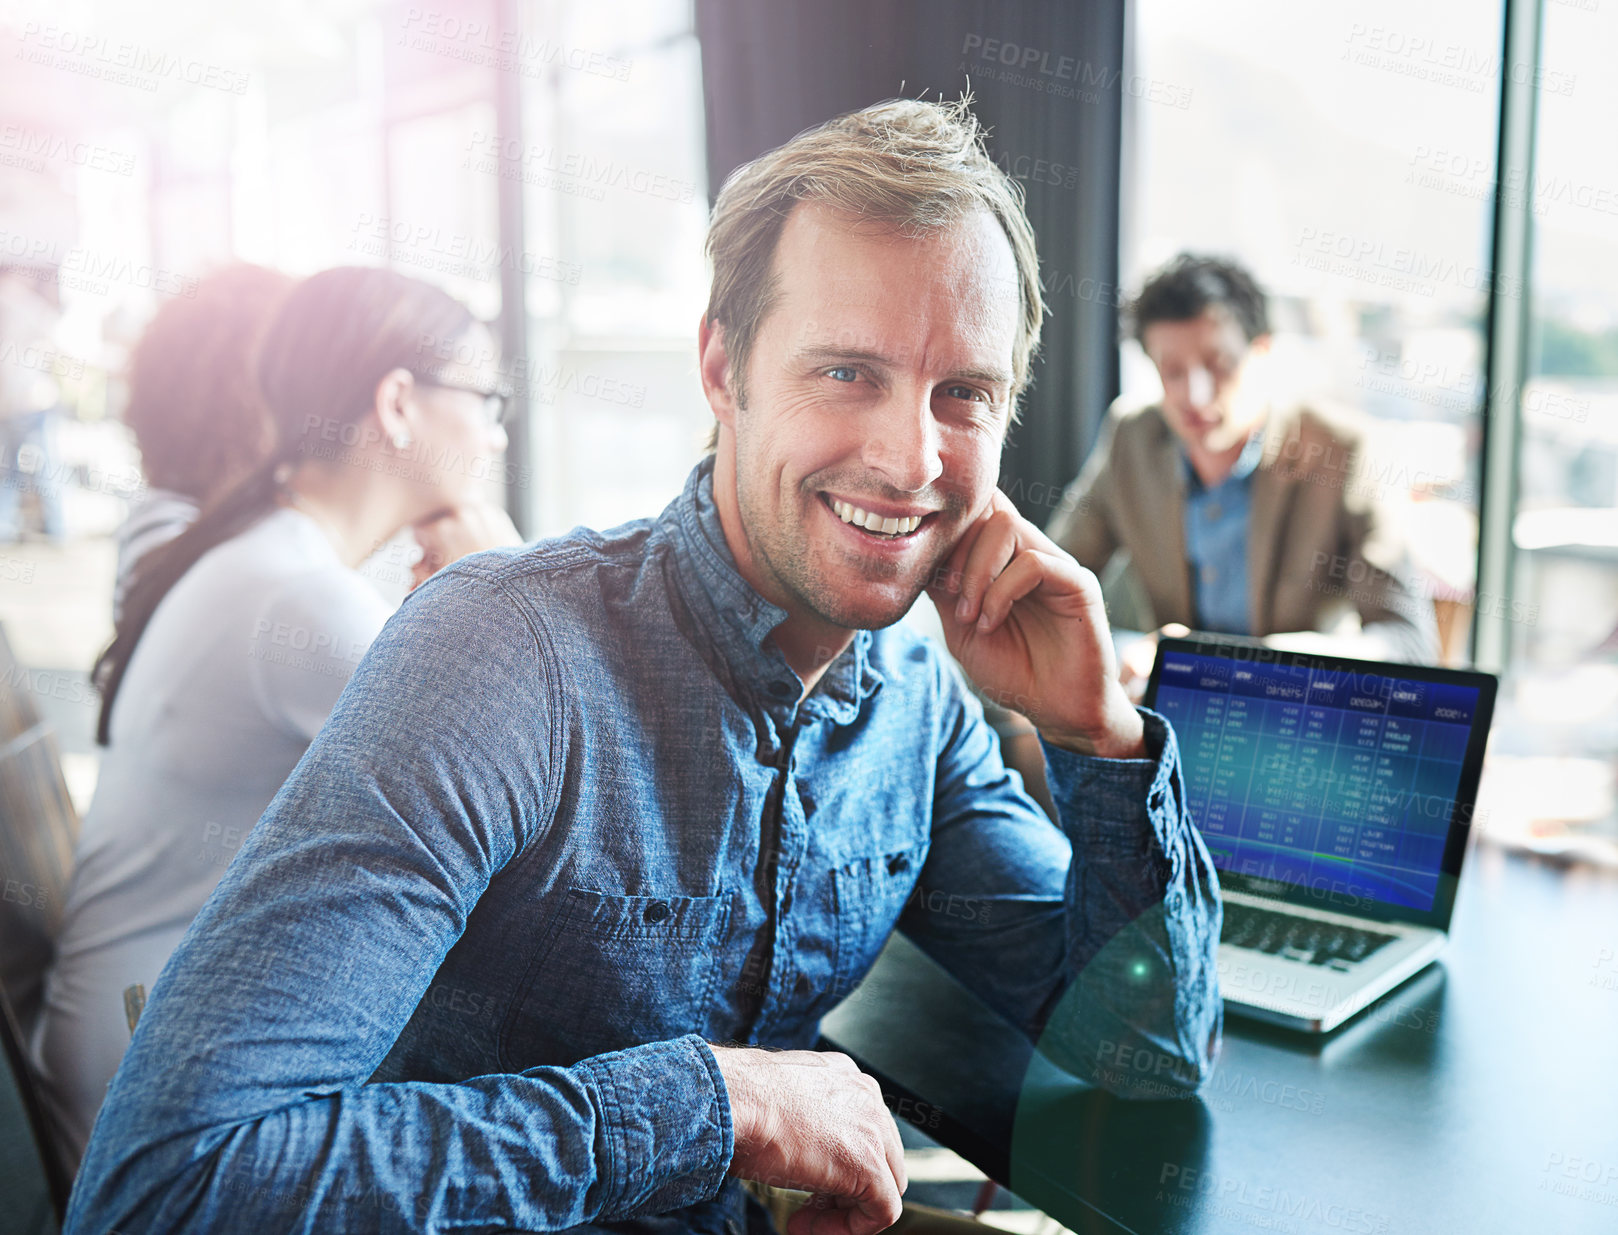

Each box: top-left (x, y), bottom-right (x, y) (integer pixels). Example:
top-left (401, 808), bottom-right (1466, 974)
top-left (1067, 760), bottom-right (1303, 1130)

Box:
top-left (1046, 400), bottom-right (1437, 663)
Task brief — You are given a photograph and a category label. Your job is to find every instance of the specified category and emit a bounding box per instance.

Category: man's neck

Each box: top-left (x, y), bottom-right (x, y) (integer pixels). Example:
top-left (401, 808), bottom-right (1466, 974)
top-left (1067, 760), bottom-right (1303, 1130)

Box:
top-left (1185, 435), bottom-right (1250, 489)
top-left (769, 624), bottom-right (854, 699)
top-left (710, 450), bottom-right (854, 699)
top-left (1185, 402), bottom-right (1268, 488)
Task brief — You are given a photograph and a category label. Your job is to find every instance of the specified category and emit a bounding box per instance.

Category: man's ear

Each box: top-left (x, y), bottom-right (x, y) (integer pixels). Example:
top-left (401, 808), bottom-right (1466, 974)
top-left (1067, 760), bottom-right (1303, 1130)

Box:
top-left (698, 316), bottom-right (740, 430)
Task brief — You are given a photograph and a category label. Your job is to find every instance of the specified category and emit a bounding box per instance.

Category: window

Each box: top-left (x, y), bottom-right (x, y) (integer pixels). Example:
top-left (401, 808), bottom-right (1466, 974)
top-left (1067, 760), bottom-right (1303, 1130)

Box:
top-left (516, 0), bottom-right (712, 535)
top-left (1126, 0), bottom-right (1506, 663)
top-left (1492, 0), bottom-right (1618, 858)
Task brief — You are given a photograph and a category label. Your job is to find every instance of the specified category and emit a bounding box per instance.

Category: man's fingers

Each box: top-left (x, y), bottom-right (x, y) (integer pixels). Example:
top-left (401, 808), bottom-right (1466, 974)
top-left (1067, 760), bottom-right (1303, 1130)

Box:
top-left (788, 1187), bottom-right (896, 1235)
top-left (849, 1158), bottom-right (904, 1235)
top-left (1122, 634), bottom-right (1159, 677)
top-left (930, 514), bottom-right (982, 602)
top-left (937, 489), bottom-right (1068, 627)
top-left (953, 511), bottom-right (1019, 625)
top-left (974, 550), bottom-right (1050, 633)
top-left (788, 1199), bottom-right (862, 1235)
top-left (881, 1107), bottom-right (907, 1195)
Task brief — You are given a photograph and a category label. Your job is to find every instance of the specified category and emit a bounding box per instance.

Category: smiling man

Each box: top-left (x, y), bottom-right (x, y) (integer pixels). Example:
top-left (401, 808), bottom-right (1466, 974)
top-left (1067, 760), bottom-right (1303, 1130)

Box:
top-left (67, 100), bottom-right (1221, 1235)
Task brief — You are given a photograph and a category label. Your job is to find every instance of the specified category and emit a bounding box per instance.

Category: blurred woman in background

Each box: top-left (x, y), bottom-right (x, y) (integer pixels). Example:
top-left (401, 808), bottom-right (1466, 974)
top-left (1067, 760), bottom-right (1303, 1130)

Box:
top-left (32, 266), bottom-right (521, 1168)
top-left (113, 263), bottom-right (295, 617)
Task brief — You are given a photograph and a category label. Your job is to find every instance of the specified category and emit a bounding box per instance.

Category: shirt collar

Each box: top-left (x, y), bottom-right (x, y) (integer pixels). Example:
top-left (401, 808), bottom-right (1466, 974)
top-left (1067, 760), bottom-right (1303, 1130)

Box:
top-left (665, 457), bottom-right (883, 724)
top-left (1179, 421), bottom-right (1267, 493)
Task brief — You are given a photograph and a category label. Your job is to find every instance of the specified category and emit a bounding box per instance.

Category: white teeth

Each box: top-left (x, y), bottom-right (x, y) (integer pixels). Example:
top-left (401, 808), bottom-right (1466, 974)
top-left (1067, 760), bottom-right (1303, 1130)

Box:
top-left (829, 499), bottom-right (922, 536)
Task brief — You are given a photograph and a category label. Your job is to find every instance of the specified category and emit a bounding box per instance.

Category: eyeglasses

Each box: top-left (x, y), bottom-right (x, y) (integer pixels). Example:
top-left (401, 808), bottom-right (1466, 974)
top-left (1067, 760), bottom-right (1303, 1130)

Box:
top-left (411, 373), bottom-right (514, 426)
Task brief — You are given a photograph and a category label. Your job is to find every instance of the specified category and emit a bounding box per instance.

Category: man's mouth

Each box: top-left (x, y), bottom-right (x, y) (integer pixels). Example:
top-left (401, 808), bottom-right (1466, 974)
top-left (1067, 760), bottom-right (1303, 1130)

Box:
top-left (822, 494), bottom-right (931, 540)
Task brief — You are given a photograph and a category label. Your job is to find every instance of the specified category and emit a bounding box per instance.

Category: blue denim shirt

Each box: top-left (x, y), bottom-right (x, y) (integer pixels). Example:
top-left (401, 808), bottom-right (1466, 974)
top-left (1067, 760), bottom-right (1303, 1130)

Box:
top-left (1181, 427), bottom-right (1265, 635)
top-left (68, 458), bottom-right (1222, 1235)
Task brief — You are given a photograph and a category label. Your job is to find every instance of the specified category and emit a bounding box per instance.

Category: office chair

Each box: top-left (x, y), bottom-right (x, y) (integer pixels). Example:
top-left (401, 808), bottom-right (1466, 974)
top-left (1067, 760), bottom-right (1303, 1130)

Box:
top-left (0, 620), bottom-right (82, 1212)
top-left (0, 651), bottom-right (79, 1036)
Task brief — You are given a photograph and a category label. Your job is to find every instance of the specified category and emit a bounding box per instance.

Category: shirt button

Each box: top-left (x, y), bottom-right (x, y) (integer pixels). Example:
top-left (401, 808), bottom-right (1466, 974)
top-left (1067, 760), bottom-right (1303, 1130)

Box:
top-left (643, 901), bottom-right (671, 923)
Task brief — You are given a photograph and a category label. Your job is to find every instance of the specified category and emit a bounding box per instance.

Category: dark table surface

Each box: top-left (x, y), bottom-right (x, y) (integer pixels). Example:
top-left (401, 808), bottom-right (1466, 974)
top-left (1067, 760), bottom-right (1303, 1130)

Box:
top-left (821, 844), bottom-right (1618, 1235)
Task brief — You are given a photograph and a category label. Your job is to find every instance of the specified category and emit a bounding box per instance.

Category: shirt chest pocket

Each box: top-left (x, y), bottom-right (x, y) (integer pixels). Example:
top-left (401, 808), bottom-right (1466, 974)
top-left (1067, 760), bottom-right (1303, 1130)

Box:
top-left (499, 888), bottom-right (734, 1070)
top-left (830, 841), bottom-right (928, 998)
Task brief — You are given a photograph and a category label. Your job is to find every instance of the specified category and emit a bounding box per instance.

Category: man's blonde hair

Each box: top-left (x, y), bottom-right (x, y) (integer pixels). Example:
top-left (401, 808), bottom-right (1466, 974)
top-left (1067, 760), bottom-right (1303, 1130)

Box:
top-left (703, 96), bottom-right (1045, 448)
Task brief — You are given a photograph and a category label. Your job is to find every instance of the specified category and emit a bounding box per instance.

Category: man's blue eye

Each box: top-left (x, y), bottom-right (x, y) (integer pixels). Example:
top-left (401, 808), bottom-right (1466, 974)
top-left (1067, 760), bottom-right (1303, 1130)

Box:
top-left (944, 384), bottom-right (983, 402)
top-left (826, 367), bottom-right (859, 382)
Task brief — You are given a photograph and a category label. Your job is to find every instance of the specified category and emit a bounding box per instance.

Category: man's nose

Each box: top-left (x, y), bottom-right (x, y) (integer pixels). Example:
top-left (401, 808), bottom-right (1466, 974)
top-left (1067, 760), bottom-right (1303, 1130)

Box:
top-left (862, 389), bottom-right (944, 492)
top-left (1185, 367), bottom-right (1215, 410)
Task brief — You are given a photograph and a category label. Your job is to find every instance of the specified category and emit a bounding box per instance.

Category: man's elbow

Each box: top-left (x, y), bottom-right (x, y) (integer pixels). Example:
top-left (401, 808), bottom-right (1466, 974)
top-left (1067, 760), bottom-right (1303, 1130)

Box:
top-left (1039, 989), bottom-right (1223, 1101)
top-left (66, 1116), bottom-right (236, 1235)
top-left (1086, 1027), bottom-right (1220, 1100)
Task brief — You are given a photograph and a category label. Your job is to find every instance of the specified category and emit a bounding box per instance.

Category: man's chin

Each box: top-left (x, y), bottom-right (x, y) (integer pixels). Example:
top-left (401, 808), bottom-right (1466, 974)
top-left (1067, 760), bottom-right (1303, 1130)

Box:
top-left (1182, 420), bottom-right (1224, 447)
top-left (809, 582), bottom-right (927, 632)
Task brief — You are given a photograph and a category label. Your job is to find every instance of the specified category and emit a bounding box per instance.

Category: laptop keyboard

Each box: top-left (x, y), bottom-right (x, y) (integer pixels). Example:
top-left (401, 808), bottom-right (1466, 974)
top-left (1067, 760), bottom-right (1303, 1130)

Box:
top-left (1221, 902), bottom-right (1397, 969)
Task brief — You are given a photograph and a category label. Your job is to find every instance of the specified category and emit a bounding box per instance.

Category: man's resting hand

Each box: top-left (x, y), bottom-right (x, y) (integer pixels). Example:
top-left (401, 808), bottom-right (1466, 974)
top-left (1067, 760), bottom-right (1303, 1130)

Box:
top-left (710, 1046), bottom-right (907, 1235)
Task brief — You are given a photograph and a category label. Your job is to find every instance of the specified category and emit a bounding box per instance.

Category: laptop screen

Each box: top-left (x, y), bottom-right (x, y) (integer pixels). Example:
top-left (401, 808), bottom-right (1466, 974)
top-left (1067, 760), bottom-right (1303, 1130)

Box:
top-left (1150, 644), bottom-right (1487, 915)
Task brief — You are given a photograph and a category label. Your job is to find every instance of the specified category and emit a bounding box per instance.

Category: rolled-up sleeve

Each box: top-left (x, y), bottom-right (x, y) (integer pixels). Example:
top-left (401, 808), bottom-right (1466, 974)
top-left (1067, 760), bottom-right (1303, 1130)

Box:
top-left (899, 677), bottom-right (1222, 1099)
top-left (65, 566), bottom-right (736, 1234)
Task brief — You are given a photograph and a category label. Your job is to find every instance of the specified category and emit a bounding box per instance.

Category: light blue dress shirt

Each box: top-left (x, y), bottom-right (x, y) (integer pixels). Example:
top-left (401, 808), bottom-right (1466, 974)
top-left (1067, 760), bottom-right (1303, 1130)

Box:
top-left (1181, 429), bottom-right (1266, 635)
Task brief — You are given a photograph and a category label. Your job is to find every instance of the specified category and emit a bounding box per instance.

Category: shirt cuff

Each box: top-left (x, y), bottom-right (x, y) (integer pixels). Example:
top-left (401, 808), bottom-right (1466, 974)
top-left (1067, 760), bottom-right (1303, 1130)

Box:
top-left (1039, 708), bottom-right (1183, 849)
top-left (575, 1033), bottom-right (734, 1218)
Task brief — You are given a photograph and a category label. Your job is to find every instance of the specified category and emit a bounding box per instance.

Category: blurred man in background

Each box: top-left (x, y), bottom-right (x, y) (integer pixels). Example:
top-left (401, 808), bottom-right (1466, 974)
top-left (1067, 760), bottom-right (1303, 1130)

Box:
top-left (1048, 254), bottom-right (1437, 686)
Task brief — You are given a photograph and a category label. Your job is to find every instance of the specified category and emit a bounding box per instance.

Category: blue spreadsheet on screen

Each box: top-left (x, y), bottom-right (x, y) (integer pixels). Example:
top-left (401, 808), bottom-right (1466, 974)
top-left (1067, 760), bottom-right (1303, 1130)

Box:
top-left (1154, 650), bottom-right (1481, 914)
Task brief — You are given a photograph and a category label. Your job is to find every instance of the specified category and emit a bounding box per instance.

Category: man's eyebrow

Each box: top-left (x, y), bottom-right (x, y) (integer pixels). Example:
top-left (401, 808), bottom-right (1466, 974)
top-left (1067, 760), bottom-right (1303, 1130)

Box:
top-left (794, 344), bottom-right (893, 368)
top-left (794, 345), bottom-right (1013, 387)
top-left (947, 365), bottom-right (1015, 387)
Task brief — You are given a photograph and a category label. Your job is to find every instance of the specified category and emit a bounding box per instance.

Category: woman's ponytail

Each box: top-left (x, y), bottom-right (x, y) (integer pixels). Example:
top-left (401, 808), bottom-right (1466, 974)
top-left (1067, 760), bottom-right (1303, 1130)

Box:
top-left (92, 453), bottom-right (288, 744)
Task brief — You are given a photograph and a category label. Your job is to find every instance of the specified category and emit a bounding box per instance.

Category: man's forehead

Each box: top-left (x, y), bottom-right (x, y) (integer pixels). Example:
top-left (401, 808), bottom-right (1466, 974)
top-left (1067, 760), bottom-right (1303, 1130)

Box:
top-left (1145, 306), bottom-right (1250, 355)
top-left (778, 201), bottom-right (1013, 281)
top-left (767, 202), bottom-right (1020, 349)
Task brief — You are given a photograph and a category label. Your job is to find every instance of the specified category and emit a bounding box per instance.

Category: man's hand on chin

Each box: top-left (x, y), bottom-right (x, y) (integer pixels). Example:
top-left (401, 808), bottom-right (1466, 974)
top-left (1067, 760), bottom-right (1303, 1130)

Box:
top-left (925, 489), bottom-right (1147, 761)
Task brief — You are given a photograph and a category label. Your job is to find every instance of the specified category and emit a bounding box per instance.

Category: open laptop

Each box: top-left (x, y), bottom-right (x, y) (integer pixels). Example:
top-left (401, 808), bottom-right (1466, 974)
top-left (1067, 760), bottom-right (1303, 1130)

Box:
top-left (1144, 635), bottom-right (1497, 1032)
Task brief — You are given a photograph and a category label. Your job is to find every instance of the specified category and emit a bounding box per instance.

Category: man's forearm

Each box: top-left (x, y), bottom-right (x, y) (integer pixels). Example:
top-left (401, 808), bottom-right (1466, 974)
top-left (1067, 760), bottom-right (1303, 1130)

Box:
top-left (1034, 711), bottom-right (1223, 1097)
top-left (67, 1035), bottom-right (732, 1234)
